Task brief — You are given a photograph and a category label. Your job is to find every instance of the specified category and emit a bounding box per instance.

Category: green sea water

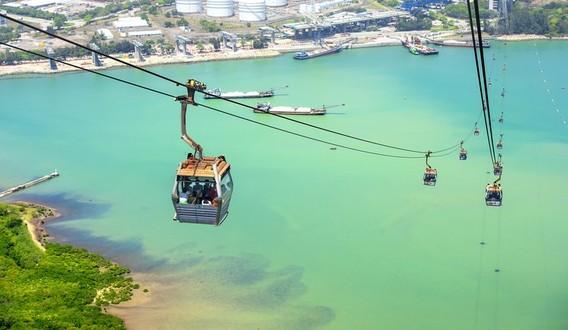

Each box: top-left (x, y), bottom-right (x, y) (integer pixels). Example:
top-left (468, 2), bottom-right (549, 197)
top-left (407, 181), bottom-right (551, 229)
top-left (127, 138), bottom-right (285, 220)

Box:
top-left (1, 41), bottom-right (568, 329)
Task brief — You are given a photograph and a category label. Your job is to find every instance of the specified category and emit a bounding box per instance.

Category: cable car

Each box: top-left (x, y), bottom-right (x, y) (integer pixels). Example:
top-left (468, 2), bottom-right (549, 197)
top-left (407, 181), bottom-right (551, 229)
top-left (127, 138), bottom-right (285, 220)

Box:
top-left (485, 184), bottom-right (503, 206)
top-left (474, 126), bottom-right (480, 136)
top-left (423, 151), bottom-right (437, 186)
top-left (171, 80), bottom-right (234, 225)
top-left (493, 162), bottom-right (503, 176)
top-left (498, 112), bottom-right (503, 124)
top-left (496, 134), bottom-right (503, 150)
top-left (459, 141), bottom-right (467, 160)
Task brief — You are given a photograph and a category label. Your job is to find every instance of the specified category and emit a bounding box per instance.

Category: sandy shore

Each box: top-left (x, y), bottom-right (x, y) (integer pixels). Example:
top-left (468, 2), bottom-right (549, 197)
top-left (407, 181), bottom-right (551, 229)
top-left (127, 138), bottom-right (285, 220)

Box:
top-left (11, 201), bottom-right (61, 251)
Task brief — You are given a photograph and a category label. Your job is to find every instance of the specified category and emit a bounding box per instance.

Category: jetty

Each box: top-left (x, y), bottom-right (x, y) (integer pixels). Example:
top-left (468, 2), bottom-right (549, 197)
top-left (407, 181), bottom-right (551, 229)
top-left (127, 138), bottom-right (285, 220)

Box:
top-left (0, 171), bottom-right (59, 199)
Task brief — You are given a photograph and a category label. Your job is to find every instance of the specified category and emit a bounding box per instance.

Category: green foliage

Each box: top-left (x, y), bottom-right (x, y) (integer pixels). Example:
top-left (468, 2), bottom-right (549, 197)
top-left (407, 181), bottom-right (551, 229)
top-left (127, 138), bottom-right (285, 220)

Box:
top-left (397, 14), bottom-right (433, 31)
top-left (0, 26), bottom-right (20, 43)
top-left (200, 19), bottom-right (221, 32)
top-left (0, 5), bottom-right (66, 22)
top-left (0, 203), bottom-right (136, 329)
top-left (486, 2), bottom-right (568, 35)
top-left (442, 1), bottom-right (496, 19)
top-left (177, 18), bottom-right (189, 27)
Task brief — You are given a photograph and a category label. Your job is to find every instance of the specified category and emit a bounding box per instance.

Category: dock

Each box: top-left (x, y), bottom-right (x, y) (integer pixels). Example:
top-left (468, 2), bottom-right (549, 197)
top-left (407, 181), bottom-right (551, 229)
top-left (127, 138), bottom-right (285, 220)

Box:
top-left (0, 171), bottom-right (59, 199)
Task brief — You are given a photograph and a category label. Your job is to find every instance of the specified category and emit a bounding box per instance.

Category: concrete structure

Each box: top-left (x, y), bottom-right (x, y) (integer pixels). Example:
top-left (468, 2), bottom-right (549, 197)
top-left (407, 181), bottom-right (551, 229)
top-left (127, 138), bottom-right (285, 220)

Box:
top-left (176, 0), bottom-right (202, 13)
top-left (126, 30), bottom-right (163, 37)
top-left (175, 35), bottom-right (191, 56)
top-left (299, 0), bottom-right (351, 14)
top-left (265, 0), bottom-right (287, 7)
top-left (96, 28), bottom-right (114, 40)
top-left (221, 31), bottom-right (237, 51)
top-left (89, 43), bottom-right (103, 67)
top-left (285, 10), bottom-right (405, 39)
top-left (239, 0), bottom-right (266, 21)
top-left (0, 11), bottom-right (7, 27)
top-left (206, 0), bottom-right (234, 17)
top-left (113, 17), bottom-right (149, 30)
top-left (46, 47), bottom-right (57, 70)
top-left (21, 0), bottom-right (56, 8)
top-left (259, 26), bottom-right (276, 43)
top-left (131, 40), bottom-right (145, 62)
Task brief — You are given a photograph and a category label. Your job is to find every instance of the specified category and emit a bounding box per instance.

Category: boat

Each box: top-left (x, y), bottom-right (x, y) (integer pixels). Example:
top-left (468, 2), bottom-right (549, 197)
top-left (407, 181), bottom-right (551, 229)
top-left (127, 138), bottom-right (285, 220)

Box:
top-left (254, 102), bottom-right (326, 115)
top-left (408, 46), bottom-right (420, 55)
top-left (204, 88), bottom-right (275, 99)
top-left (402, 40), bottom-right (438, 55)
top-left (426, 39), bottom-right (490, 48)
top-left (293, 44), bottom-right (343, 60)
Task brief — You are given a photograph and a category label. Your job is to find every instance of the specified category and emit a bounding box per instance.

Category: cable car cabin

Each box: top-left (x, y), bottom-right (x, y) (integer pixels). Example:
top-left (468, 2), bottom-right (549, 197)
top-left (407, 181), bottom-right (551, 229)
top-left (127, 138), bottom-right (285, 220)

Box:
top-left (493, 163), bottom-right (503, 176)
top-left (485, 184), bottom-right (503, 206)
top-left (171, 156), bottom-right (233, 226)
top-left (423, 168), bottom-right (437, 186)
top-left (474, 128), bottom-right (480, 136)
top-left (496, 141), bottom-right (503, 149)
top-left (459, 149), bottom-right (468, 160)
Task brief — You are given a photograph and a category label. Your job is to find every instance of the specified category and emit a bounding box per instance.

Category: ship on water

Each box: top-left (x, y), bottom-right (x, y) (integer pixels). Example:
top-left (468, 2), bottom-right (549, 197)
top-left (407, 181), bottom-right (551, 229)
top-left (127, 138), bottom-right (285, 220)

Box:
top-left (254, 102), bottom-right (326, 115)
top-left (401, 36), bottom-right (439, 55)
top-left (204, 87), bottom-right (278, 99)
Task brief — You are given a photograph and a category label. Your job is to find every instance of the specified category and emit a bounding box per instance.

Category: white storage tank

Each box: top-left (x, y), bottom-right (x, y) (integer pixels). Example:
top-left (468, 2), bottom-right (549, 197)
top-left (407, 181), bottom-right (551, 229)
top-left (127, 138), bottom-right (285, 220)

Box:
top-left (176, 0), bottom-right (202, 13)
top-left (206, 0), bottom-right (234, 17)
top-left (239, 0), bottom-right (266, 21)
top-left (265, 0), bottom-right (287, 7)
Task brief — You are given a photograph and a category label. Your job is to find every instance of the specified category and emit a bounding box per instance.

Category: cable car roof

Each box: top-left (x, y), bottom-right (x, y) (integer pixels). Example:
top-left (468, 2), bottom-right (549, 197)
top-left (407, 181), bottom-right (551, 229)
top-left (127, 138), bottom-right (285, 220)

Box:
top-left (177, 156), bottom-right (230, 178)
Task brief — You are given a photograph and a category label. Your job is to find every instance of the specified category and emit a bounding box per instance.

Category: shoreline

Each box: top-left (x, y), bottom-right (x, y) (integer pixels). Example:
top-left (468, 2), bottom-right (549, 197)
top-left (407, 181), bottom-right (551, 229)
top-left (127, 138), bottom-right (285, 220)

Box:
top-left (1, 34), bottom-right (566, 77)
top-left (11, 201), bottom-right (61, 251)
top-left (4, 200), bottom-right (154, 323)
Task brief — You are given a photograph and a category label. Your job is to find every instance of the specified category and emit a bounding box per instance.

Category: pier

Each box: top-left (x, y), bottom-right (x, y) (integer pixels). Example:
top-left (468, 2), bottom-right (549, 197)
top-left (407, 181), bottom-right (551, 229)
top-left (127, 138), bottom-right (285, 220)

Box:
top-left (0, 171), bottom-right (59, 199)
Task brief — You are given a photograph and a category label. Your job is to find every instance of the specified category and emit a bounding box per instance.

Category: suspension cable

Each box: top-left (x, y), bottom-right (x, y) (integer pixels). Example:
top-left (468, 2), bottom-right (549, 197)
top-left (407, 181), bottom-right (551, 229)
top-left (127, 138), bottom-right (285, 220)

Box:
top-left (0, 12), bottom-right (186, 87)
top-left (197, 103), bottom-right (426, 159)
top-left (466, 0), bottom-right (497, 165)
top-left (0, 42), bottom-right (176, 99)
top-left (1, 12), bottom-right (475, 159)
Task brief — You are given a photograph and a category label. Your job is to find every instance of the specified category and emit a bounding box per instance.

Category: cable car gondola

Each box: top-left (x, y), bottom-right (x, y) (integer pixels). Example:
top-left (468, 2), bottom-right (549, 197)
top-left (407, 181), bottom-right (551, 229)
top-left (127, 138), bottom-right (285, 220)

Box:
top-left (498, 112), bottom-right (503, 124)
top-left (474, 124), bottom-right (480, 136)
top-left (171, 79), bottom-right (234, 226)
top-left (423, 151), bottom-right (437, 186)
top-left (496, 134), bottom-right (503, 150)
top-left (493, 162), bottom-right (503, 176)
top-left (485, 183), bottom-right (503, 206)
top-left (459, 141), bottom-right (467, 160)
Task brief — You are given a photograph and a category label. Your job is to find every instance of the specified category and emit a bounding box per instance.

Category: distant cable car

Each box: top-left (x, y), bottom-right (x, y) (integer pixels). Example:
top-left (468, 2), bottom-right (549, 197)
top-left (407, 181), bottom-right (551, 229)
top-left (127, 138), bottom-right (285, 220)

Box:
top-left (485, 183), bottom-right (503, 206)
top-left (171, 79), bottom-right (234, 226)
top-left (423, 151), bottom-right (437, 186)
top-left (496, 134), bottom-right (503, 149)
top-left (493, 162), bottom-right (503, 176)
top-left (498, 112), bottom-right (503, 124)
top-left (474, 123), bottom-right (480, 136)
top-left (459, 141), bottom-right (467, 160)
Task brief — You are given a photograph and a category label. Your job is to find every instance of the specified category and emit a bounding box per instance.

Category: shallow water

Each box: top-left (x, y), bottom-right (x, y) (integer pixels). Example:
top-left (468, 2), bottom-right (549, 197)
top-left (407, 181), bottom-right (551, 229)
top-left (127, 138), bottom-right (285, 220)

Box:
top-left (1, 41), bottom-right (568, 329)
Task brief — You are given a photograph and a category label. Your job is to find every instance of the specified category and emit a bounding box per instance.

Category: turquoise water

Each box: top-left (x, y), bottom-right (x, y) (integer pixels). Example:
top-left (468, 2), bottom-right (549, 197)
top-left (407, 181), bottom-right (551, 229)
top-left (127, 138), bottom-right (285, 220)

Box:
top-left (2, 41), bottom-right (568, 329)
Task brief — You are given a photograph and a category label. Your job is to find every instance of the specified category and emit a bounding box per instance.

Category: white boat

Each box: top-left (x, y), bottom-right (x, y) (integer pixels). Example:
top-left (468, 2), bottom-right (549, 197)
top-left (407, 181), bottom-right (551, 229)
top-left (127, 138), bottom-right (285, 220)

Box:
top-left (254, 102), bottom-right (326, 115)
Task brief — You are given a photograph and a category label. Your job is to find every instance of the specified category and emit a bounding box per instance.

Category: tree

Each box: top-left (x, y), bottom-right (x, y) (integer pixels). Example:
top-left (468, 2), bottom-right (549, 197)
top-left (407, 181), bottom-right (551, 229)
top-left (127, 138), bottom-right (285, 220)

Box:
top-left (196, 42), bottom-right (204, 52)
top-left (52, 16), bottom-right (66, 29)
top-left (164, 21), bottom-right (174, 28)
